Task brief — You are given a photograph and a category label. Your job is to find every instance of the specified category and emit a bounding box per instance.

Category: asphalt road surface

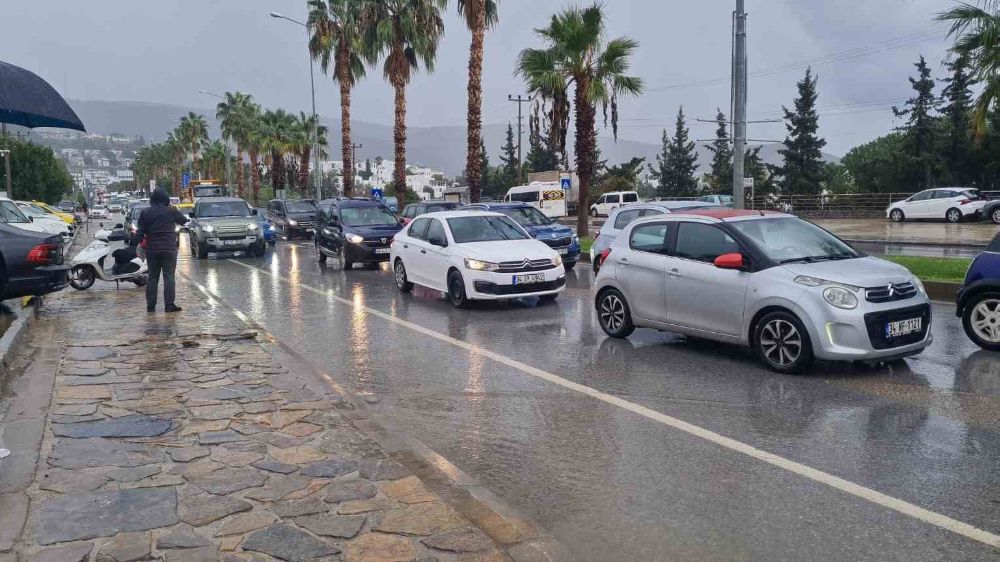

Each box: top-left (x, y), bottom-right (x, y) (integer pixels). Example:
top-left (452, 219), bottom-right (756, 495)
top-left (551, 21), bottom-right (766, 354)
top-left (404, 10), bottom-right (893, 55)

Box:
top-left (171, 238), bottom-right (999, 562)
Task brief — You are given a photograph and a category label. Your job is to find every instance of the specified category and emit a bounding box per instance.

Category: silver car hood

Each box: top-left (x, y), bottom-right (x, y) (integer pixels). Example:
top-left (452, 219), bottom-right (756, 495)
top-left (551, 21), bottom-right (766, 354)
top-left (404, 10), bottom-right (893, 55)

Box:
top-left (779, 256), bottom-right (913, 287)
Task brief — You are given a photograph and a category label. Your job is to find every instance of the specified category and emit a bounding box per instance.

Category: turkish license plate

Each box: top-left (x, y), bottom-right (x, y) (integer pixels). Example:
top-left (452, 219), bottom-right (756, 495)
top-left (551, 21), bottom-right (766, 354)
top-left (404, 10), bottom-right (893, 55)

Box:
top-left (513, 273), bottom-right (545, 285)
top-left (558, 248), bottom-right (568, 255)
top-left (223, 239), bottom-right (244, 246)
top-left (886, 318), bottom-right (921, 338)
top-left (375, 248), bottom-right (390, 255)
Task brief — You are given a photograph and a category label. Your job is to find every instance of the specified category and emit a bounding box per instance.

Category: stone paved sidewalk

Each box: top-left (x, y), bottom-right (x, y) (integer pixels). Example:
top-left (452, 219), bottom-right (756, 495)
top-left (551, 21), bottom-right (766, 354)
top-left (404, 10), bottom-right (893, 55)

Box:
top-left (0, 281), bottom-right (546, 562)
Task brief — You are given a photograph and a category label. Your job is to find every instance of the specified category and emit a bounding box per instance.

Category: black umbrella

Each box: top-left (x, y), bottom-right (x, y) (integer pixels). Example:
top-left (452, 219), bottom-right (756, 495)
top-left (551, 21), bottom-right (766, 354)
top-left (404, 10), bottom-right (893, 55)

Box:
top-left (0, 61), bottom-right (85, 131)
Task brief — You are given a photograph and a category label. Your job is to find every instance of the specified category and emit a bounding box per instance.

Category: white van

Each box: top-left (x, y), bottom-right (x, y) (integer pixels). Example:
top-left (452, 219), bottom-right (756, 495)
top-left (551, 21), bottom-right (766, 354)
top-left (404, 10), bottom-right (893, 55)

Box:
top-left (504, 182), bottom-right (567, 218)
top-left (590, 191), bottom-right (640, 217)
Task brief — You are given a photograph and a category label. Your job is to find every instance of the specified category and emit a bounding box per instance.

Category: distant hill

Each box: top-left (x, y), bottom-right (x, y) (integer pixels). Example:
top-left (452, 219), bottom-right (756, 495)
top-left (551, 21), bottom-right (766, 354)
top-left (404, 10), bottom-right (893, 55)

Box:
top-left (67, 99), bottom-right (839, 177)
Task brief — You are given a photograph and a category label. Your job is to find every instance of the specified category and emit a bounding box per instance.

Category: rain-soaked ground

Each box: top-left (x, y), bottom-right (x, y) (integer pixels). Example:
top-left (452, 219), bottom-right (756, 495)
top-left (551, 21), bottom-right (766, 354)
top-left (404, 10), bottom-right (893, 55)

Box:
top-left (170, 238), bottom-right (1000, 562)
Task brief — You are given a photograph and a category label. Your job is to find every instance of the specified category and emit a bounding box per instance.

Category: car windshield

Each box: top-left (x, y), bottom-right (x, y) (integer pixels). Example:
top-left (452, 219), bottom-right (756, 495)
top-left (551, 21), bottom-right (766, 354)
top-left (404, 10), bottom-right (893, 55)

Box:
top-left (194, 186), bottom-right (223, 197)
top-left (340, 206), bottom-right (397, 227)
top-left (197, 201), bottom-right (251, 218)
top-left (447, 216), bottom-right (529, 243)
top-left (285, 200), bottom-right (317, 213)
top-left (57, 202), bottom-right (75, 211)
top-left (729, 217), bottom-right (859, 264)
top-left (500, 206), bottom-right (551, 226)
top-left (0, 201), bottom-right (29, 223)
top-left (17, 204), bottom-right (43, 217)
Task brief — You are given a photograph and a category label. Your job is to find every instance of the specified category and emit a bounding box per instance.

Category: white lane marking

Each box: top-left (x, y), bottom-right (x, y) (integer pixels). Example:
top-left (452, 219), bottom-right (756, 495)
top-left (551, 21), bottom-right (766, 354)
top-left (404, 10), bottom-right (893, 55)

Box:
top-left (219, 258), bottom-right (999, 549)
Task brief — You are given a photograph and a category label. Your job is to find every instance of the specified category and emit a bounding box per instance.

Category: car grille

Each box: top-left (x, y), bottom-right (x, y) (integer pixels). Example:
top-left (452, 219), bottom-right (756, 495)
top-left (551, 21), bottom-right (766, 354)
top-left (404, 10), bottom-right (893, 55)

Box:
top-left (215, 225), bottom-right (248, 236)
top-left (363, 237), bottom-right (392, 249)
top-left (497, 259), bottom-right (556, 273)
top-left (294, 220), bottom-right (316, 229)
top-left (540, 236), bottom-right (572, 248)
top-left (474, 278), bottom-right (565, 295)
top-left (865, 282), bottom-right (917, 303)
top-left (863, 304), bottom-right (930, 350)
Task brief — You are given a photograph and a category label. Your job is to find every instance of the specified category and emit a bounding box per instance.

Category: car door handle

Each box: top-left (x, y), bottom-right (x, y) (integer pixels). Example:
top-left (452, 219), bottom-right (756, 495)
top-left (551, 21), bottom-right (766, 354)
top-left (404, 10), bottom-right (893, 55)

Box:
top-left (420, 249), bottom-right (427, 254)
top-left (403, 244), bottom-right (409, 249)
top-left (619, 257), bottom-right (629, 264)
top-left (669, 268), bottom-right (682, 278)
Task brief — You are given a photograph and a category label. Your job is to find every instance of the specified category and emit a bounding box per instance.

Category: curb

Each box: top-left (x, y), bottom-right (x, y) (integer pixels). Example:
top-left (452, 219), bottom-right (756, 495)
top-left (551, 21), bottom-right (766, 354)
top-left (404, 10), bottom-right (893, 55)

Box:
top-left (843, 237), bottom-right (987, 250)
top-left (925, 281), bottom-right (960, 304)
top-left (0, 299), bottom-right (39, 384)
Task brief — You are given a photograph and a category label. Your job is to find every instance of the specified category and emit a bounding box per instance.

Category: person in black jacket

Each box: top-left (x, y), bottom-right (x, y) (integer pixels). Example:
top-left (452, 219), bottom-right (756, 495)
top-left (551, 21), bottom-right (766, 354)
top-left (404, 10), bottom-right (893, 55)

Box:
top-left (135, 189), bottom-right (189, 313)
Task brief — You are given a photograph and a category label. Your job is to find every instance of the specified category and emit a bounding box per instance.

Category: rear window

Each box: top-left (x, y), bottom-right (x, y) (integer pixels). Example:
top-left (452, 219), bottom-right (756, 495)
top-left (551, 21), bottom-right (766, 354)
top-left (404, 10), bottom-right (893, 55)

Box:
top-left (962, 189), bottom-right (984, 201)
top-left (629, 223), bottom-right (669, 254)
top-left (622, 193), bottom-right (639, 203)
top-left (614, 209), bottom-right (642, 230)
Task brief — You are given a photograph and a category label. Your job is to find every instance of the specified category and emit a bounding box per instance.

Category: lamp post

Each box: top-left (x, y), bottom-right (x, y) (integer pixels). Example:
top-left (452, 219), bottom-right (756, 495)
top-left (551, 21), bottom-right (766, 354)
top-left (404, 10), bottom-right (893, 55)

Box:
top-left (270, 11), bottom-right (321, 201)
top-left (0, 150), bottom-right (11, 199)
top-left (197, 90), bottom-right (233, 194)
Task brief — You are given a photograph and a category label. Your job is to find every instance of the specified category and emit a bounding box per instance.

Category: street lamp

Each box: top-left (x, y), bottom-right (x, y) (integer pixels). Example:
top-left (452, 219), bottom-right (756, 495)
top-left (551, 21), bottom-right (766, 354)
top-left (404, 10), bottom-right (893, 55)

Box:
top-left (197, 90), bottom-right (233, 194)
top-left (270, 11), bottom-right (322, 201)
top-left (0, 149), bottom-right (11, 199)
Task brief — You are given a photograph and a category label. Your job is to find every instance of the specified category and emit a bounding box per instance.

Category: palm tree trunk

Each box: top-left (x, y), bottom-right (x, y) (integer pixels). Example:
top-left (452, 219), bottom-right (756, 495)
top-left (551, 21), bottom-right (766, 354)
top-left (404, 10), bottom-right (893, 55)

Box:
top-left (574, 77), bottom-right (596, 239)
top-left (392, 79), bottom-right (407, 196)
top-left (466, 2), bottom-right (486, 203)
top-left (272, 150), bottom-right (284, 191)
top-left (338, 42), bottom-right (354, 198)
top-left (250, 150), bottom-right (261, 205)
top-left (235, 144), bottom-right (245, 199)
top-left (299, 148), bottom-right (310, 192)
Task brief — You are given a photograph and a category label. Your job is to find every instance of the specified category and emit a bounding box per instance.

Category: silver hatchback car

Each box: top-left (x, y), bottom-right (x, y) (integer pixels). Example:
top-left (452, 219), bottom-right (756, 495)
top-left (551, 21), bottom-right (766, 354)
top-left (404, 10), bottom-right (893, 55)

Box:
top-left (594, 209), bottom-right (933, 373)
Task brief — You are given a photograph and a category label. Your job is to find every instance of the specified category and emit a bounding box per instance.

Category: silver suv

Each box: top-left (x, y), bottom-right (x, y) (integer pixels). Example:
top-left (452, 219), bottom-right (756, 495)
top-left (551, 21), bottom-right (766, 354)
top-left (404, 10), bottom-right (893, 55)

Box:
top-left (188, 197), bottom-right (264, 259)
top-left (594, 210), bottom-right (933, 373)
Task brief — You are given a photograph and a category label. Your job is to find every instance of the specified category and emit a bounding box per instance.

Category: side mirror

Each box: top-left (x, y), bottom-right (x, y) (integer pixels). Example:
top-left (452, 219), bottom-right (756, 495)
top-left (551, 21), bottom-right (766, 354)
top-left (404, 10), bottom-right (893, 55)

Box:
top-left (713, 252), bottom-right (745, 270)
top-left (399, 217), bottom-right (407, 225)
top-left (328, 215), bottom-right (340, 226)
top-left (28, 216), bottom-right (33, 222)
top-left (251, 208), bottom-right (258, 215)
top-left (428, 236), bottom-right (448, 248)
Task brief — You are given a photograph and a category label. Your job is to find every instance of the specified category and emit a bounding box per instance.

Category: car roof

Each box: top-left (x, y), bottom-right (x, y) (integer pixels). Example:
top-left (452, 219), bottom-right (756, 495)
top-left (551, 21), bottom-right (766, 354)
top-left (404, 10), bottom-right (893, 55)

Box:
top-left (335, 199), bottom-right (390, 208)
top-left (670, 209), bottom-right (790, 221)
top-left (197, 197), bottom-right (247, 203)
top-left (416, 210), bottom-right (503, 220)
top-left (463, 202), bottom-right (531, 209)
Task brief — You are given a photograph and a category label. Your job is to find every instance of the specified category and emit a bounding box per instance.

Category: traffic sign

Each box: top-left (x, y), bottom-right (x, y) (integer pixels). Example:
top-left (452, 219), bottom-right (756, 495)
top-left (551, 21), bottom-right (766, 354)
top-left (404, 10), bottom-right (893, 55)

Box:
top-left (560, 174), bottom-right (571, 190)
top-left (743, 177), bottom-right (754, 188)
top-left (370, 187), bottom-right (384, 200)
top-left (182, 173), bottom-right (191, 187)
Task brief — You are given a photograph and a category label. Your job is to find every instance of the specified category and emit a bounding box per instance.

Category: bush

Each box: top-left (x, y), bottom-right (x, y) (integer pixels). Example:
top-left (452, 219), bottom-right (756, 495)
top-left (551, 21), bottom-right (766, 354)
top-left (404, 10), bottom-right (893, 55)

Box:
top-left (0, 137), bottom-right (74, 202)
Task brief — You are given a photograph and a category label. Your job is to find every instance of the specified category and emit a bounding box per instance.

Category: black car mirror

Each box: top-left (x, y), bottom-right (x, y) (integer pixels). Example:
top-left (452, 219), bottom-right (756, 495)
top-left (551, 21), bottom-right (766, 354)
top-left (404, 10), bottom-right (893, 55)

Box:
top-left (429, 236), bottom-right (448, 247)
top-left (27, 216), bottom-right (33, 222)
top-left (251, 208), bottom-right (258, 215)
top-left (328, 215), bottom-right (340, 226)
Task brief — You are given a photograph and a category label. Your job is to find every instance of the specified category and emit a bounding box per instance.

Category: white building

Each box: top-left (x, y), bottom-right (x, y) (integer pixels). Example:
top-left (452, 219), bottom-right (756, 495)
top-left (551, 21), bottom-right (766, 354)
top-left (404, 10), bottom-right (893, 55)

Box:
top-left (114, 170), bottom-right (134, 183)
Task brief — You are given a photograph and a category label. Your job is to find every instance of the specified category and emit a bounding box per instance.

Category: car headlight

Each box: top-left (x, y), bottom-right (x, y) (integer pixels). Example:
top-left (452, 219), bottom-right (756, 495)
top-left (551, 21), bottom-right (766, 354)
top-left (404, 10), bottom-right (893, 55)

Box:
top-left (247, 223), bottom-right (258, 231)
top-left (553, 254), bottom-right (563, 266)
top-left (175, 225), bottom-right (181, 233)
top-left (464, 258), bottom-right (499, 271)
top-left (288, 219), bottom-right (298, 226)
top-left (346, 233), bottom-right (364, 244)
top-left (912, 276), bottom-right (926, 295)
top-left (202, 225), bottom-right (214, 233)
top-left (823, 286), bottom-right (858, 310)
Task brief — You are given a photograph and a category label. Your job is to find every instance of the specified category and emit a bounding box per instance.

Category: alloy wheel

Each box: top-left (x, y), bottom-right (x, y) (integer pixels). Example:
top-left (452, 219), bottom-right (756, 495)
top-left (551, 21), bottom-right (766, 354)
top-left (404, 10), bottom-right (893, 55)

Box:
top-left (992, 209), bottom-right (1000, 225)
top-left (759, 319), bottom-right (802, 367)
top-left (970, 299), bottom-right (1000, 343)
top-left (395, 262), bottom-right (407, 289)
top-left (600, 294), bottom-right (626, 332)
top-left (947, 209), bottom-right (961, 223)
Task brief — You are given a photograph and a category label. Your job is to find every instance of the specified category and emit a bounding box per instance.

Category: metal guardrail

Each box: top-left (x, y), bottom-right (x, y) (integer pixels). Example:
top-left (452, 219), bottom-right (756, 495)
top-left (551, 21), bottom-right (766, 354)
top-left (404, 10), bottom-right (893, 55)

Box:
top-left (745, 191), bottom-right (1000, 218)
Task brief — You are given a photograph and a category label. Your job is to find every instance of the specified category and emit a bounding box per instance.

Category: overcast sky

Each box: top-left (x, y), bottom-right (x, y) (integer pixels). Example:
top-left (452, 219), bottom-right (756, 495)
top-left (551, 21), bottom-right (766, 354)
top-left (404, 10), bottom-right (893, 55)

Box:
top-left (4, 0), bottom-right (956, 157)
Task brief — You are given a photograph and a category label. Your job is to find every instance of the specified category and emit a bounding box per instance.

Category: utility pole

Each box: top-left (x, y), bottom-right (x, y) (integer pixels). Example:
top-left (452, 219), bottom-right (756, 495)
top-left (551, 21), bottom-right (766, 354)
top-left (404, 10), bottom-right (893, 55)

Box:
top-left (732, 0), bottom-right (748, 209)
top-left (0, 150), bottom-right (10, 198)
top-left (507, 94), bottom-right (532, 166)
top-left (350, 143), bottom-right (363, 196)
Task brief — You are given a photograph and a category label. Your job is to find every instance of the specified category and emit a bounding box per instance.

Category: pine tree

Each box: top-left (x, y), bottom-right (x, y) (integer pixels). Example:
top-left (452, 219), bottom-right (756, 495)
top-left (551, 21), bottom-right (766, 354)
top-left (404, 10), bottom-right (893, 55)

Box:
top-left (499, 123), bottom-right (520, 186)
top-left (778, 68), bottom-right (827, 195)
top-left (650, 107), bottom-right (699, 198)
top-left (941, 54), bottom-right (976, 185)
top-left (893, 56), bottom-right (938, 188)
top-left (649, 129), bottom-right (670, 198)
top-left (744, 146), bottom-right (775, 197)
top-left (706, 109), bottom-right (732, 192)
top-left (526, 103), bottom-right (559, 173)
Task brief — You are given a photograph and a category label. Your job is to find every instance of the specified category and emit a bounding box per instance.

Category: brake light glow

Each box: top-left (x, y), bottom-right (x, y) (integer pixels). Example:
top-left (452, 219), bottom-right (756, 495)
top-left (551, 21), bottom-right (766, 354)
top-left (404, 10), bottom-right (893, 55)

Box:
top-left (27, 243), bottom-right (59, 265)
top-left (959, 199), bottom-right (971, 205)
top-left (599, 247), bottom-right (612, 266)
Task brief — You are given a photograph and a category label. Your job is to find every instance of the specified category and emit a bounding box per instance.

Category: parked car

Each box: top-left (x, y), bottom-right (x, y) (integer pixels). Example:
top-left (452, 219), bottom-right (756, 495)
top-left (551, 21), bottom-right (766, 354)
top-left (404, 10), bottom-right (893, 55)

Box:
top-left (254, 208), bottom-right (277, 245)
top-left (30, 201), bottom-right (75, 225)
top-left (123, 201), bottom-right (151, 245)
top-left (188, 197), bottom-right (265, 259)
top-left (462, 202), bottom-right (581, 269)
top-left (107, 202), bottom-right (123, 213)
top-left (390, 210), bottom-right (566, 307)
top-left (957, 233), bottom-right (1000, 350)
top-left (0, 198), bottom-right (70, 240)
top-left (887, 188), bottom-right (986, 223)
top-left (315, 199), bottom-right (401, 268)
top-left (383, 196), bottom-right (400, 214)
top-left (591, 201), bottom-right (721, 273)
top-left (399, 201), bottom-right (461, 225)
top-left (595, 209), bottom-right (932, 373)
top-left (267, 199), bottom-right (319, 239)
top-left (56, 201), bottom-right (76, 214)
top-left (89, 205), bottom-right (109, 219)
top-left (0, 223), bottom-right (69, 300)
top-left (590, 191), bottom-right (640, 217)
top-left (698, 194), bottom-right (735, 207)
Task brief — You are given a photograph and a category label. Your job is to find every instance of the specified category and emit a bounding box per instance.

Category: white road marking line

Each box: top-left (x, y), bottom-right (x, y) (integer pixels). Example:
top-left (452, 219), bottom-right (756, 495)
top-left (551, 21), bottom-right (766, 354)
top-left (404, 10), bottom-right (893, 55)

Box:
top-left (218, 258), bottom-right (999, 549)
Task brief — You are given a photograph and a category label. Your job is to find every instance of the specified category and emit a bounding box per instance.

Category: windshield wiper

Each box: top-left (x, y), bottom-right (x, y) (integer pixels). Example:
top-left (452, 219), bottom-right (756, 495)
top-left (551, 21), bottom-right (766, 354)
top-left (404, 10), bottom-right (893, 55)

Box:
top-left (779, 256), bottom-right (816, 264)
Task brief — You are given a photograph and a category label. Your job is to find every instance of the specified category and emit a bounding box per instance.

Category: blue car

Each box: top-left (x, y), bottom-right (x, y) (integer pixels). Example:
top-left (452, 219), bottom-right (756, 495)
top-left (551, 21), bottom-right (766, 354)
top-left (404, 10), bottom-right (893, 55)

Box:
top-left (462, 202), bottom-right (581, 269)
top-left (957, 232), bottom-right (1000, 350)
top-left (255, 208), bottom-right (277, 246)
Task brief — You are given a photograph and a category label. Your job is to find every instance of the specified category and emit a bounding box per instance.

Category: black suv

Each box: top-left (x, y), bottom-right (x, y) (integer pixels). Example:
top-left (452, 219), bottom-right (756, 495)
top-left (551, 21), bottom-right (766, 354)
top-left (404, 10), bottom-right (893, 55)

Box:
top-left (267, 199), bottom-right (319, 239)
top-left (315, 199), bottom-right (402, 269)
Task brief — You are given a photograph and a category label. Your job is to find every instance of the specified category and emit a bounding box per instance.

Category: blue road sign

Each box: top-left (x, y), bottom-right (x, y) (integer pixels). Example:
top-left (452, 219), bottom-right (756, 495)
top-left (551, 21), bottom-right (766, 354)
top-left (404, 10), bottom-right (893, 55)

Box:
top-left (560, 176), bottom-right (571, 190)
top-left (370, 187), bottom-right (384, 200)
top-left (182, 173), bottom-right (191, 187)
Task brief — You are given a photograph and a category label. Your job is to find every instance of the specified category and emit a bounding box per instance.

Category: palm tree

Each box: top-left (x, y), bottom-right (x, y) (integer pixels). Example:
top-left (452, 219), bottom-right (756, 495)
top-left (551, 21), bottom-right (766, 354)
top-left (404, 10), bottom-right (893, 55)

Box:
top-left (362, 0), bottom-right (446, 196)
top-left (309, 0), bottom-right (368, 197)
top-left (165, 133), bottom-right (185, 196)
top-left (938, 1), bottom-right (1000, 134)
top-left (517, 4), bottom-right (643, 237)
top-left (178, 112), bottom-right (209, 177)
top-left (293, 112), bottom-right (328, 193)
top-left (216, 92), bottom-right (255, 198)
top-left (458, 0), bottom-right (498, 203)
top-left (200, 141), bottom-right (232, 182)
top-left (255, 109), bottom-right (297, 196)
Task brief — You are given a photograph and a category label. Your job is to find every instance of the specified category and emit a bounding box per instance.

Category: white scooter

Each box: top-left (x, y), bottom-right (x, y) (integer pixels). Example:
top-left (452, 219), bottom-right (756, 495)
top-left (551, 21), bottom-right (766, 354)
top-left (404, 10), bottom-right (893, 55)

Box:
top-left (69, 222), bottom-right (148, 290)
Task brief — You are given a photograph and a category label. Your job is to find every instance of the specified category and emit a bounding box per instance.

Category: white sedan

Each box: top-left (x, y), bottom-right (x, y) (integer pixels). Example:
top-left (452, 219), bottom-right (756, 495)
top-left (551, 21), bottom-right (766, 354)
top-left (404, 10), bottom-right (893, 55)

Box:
top-left (390, 210), bottom-right (566, 307)
top-left (90, 205), bottom-right (109, 219)
top-left (887, 187), bottom-right (986, 223)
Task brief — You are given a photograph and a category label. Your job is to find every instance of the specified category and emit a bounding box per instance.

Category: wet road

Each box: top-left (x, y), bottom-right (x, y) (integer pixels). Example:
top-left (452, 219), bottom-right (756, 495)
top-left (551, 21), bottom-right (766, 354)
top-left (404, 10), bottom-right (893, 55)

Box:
top-left (176, 239), bottom-right (1000, 562)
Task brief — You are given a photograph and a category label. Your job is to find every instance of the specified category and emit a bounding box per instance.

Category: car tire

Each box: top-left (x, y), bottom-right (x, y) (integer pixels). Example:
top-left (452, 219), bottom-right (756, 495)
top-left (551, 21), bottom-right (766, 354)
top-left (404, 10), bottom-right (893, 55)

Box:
top-left (590, 208), bottom-right (598, 218)
top-left (962, 291), bottom-right (1000, 351)
top-left (197, 241), bottom-right (208, 260)
top-left (753, 311), bottom-right (814, 374)
top-left (254, 242), bottom-right (266, 257)
top-left (596, 288), bottom-right (635, 338)
top-left (131, 274), bottom-right (148, 287)
top-left (339, 245), bottom-right (353, 270)
top-left (991, 208), bottom-right (1000, 225)
top-left (946, 208), bottom-right (962, 223)
top-left (564, 261), bottom-right (577, 270)
top-left (539, 293), bottom-right (559, 303)
top-left (70, 265), bottom-right (95, 290)
top-left (889, 209), bottom-right (905, 222)
top-left (447, 270), bottom-right (469, 308)
top-left (317, 242), bottom-right (327, 263)
top-left (394, 259), bottom-right (413, 293)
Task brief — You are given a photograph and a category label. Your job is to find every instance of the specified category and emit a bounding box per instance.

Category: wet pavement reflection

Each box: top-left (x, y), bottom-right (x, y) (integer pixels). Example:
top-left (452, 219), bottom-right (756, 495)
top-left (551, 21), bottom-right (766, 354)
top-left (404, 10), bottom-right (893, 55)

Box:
top-left (176, 239), bottom-right (1000, 562)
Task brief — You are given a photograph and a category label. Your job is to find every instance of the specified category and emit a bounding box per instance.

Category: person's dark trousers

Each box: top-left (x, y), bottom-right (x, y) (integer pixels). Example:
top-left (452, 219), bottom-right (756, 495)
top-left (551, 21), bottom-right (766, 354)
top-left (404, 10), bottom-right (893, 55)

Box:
top-left (146, 250), bottom-right (178, 310)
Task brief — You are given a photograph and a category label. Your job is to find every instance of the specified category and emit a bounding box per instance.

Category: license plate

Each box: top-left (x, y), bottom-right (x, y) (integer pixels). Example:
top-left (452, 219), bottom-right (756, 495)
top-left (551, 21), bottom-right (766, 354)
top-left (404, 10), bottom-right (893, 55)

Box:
top-left (886, 318), bottom-right (921, 338)
top-left (224, 240), bottom-right (244, 246)
top-left (513, 273), bottom-right (545, 285)
top-left (375, 248), bottom-right (390, 255)
top-left (558, 248), bottom-right (568, 255)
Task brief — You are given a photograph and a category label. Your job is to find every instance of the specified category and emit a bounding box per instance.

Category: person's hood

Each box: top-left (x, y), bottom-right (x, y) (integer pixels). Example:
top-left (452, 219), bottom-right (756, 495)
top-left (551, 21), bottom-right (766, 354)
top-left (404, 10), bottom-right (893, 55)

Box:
top-left (780, 256), bottom-right (914, 287)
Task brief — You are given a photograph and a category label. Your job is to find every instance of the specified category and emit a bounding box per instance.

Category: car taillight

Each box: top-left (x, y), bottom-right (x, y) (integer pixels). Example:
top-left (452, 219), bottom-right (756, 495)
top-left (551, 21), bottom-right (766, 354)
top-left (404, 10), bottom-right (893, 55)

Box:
top-left (599, 247), bottom-right (612, 266)
top-left (27, 243), bottom-right (59, 265)
top-left (959, 198), bottom-right (971, 205)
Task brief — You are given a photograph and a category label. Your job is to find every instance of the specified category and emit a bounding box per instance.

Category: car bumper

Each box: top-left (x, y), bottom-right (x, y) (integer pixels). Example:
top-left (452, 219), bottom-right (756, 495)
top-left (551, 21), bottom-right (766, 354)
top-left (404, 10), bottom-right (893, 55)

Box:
top-left (804, 300), bottom-right (934, 361)
top-left (3, 265), bottom-right (70, 300)
top-left (467, 267), bottom-right (567, 299)
top-left (345, 242), bottom-right (391, 263)
top-left (205, 235), bottom-right (260, 251)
